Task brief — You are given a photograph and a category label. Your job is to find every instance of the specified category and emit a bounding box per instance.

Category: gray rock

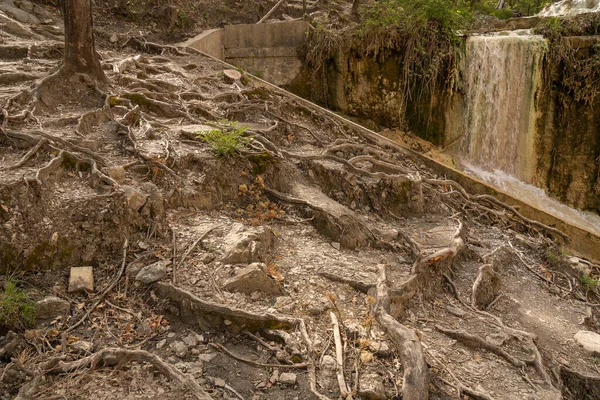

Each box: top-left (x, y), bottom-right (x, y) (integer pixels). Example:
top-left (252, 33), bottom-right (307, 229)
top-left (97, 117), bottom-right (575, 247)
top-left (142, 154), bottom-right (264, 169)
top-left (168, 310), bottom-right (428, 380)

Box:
top-left (0, 2), bottom-right (40, 24)
top-left (109, 34), bottom-right (119, 43)
top-left (156, 339), bottom-right (167, 349)
top-left (471, 264), bottom-right (501, 309)
top-left (171, 340), bottom-right (188, 358)
top-left (574, 330), bottom-right (600, 355)
top-left (221, 223), bottom-right (273, 264)
top-left (331, 242), bottom-right (341, 251)
top-left (358, 373), bottom-right (386, 400)
top-left (182, 334), bottom-right (198, 348)
top-left (68, 267), bottom-right (94, 293)
top-left (222, 262), bottom-right (282, 295)
top-left (122, 185), bottom-right (147, 213)
top-left (214, 377), bottom-right (226, 388)
top-left (368, 341), bottom-right (391, 357)
top-left (136, 260), bottom-right (168, 284)
top-left (321, 355), bottom-right (336, 370)
top-left (70, 340), bottom-right (93, 353)
top-left (198, 352), bottom-right (217, 362)
top-left (108, 166), bottom-right (125, 184)
top-left (279, 372), bottom-right (297, 385)
top-left (307, 297), bottom-right (330, 315)
top-left (36, 296), bottom-right (69, 320)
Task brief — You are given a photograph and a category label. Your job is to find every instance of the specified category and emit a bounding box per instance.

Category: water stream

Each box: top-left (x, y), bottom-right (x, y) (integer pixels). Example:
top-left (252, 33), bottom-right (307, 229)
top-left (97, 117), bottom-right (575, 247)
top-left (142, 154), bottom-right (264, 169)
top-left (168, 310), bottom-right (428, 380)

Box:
top-left (452, 25), bottom-right (600, 236)
top-left (538, 0), bottom-right (600, 17)
top-left (456, 30), bottom-right (546, 184)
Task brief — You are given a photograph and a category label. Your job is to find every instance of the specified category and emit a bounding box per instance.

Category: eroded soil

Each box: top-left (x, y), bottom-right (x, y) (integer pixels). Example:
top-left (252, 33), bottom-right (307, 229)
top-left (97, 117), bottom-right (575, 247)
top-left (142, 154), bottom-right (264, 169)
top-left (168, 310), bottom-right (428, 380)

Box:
top-left (1, 2), bottom-right (600, 400)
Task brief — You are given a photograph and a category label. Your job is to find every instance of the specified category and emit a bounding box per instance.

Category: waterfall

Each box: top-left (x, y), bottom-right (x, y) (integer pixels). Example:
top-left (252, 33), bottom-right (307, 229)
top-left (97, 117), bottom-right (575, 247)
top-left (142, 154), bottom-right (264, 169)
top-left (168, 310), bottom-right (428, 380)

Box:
top-left (456, 32), bottom-right (547, 183)
top-left (538, 0), bottom-right (600, 17)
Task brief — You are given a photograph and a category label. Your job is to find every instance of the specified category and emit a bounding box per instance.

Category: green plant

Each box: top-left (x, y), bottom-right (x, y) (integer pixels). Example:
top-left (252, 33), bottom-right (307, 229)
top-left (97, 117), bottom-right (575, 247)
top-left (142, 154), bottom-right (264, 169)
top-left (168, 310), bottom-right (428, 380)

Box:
top-left (196, 120), bottom-right (252, 157)
top-left (580, 274), bottom-right (599, 293)
top-left (545, 246), bottom-right (566, 266)
top-left (0, 280), bottom-right (36, 332)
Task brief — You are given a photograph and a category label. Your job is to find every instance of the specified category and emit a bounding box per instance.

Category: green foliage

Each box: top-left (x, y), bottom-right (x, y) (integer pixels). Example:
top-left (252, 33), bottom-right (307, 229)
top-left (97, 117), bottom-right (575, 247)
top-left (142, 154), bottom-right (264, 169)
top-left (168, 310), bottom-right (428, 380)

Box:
top-left (545, 246), bottom-right (565, 266)
top-left (360, 0), bottom-right (472, 37)
top-left (536, 13), bottom-right (600, 105)
top-left (196, 120), bottom-right (252, 157)
top-left (579, 274), bottom-right (599, 293)
top-left (0, 281), bottom-right (36, 332)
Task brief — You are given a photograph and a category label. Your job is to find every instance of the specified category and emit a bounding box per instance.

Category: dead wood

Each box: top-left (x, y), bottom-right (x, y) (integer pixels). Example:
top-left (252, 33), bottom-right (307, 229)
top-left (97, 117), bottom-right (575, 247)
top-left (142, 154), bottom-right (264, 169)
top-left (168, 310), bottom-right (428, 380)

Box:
top-left (2, 138), bottom-right (47, 171)
top-left (424, 178), bottom-right (569, 242)
top-left (257, 0), bottom-right (287, 23)
top-left (330, 311), bottom-right (353, 399)
top-left (209, 343), bottom-right (310, 369)
top-left (154, 283), bottom-right (298, 330)
top-left (0, 331), bottom-right (24, 360)
top-left (318, 271), bottom-right (372, 293)
top-left (44, 348), bottom-right (212, 400)
top-left (373, 264), bottom-right (429, 400)
top-left (560, 366), bottom-right (600, 400)
top-left (434, 325), bottom-right (526, 368)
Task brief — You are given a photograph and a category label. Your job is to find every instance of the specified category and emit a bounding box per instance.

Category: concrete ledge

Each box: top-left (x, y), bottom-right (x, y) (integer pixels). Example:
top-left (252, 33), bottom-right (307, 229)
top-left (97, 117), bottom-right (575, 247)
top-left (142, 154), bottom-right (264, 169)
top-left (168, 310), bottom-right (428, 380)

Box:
top-left (181, 28), bottom-right (224, 60)
top-left (225, 46), bottom-right (299, 58)
top-left (224, 21), bottom-right (308, 49)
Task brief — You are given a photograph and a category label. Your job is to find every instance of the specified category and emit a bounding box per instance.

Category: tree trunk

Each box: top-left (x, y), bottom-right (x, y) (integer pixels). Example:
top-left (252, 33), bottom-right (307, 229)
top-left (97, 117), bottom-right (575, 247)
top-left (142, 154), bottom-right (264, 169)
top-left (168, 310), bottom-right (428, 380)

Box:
top-left (351, 0), bottom-right (360, 16)
top-left (62, 0), bottom-right (106, 82)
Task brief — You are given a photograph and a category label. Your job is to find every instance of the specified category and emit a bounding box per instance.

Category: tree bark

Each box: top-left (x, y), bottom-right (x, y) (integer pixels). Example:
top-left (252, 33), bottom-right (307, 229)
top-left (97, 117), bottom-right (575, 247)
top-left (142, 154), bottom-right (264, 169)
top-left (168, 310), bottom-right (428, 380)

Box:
top-left (62, 0), bottom-right (106, 82)
top-left (352, 0), bottom-right (360, 16)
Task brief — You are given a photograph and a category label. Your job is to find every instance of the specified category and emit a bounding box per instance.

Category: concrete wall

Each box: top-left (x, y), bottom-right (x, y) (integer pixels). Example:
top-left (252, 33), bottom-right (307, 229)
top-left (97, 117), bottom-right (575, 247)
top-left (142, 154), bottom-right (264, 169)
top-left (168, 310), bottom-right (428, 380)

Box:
top-left (182, 21), bottom-right (309, 86)
top-left (181, 28), bottom-right (224, 60)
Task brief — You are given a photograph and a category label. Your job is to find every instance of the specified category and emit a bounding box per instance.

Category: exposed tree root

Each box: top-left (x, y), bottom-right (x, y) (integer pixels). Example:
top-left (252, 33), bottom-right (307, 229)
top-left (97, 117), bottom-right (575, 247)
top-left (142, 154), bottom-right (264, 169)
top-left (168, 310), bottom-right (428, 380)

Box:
top-left (434, 325), bottom-right (526, 368)
top-left (424, 178), bottom-right (569, 242)
top-left (330, 311), bottom-right (353, 399)
top-left (0, 332), bottom-right (24, 360)
top-left (43, 348), bottom-right (212, 400)
top-left (209, 343), bottom-right (310, 369)
top-left (2, 138), bottom-right (47, 171)
top-left (154, 283), bottom-right (298, 331)
top-left (373, 264), bottom-right (429, 400)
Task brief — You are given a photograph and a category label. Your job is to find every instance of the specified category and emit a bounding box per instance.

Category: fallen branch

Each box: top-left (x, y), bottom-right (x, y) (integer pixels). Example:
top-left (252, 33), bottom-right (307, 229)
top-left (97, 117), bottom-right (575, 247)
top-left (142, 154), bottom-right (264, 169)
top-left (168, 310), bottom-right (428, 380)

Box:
top-left (373, 264), bottom-right (429, 400)
top-left (209, 343), bottom-right (309, 369)
top-left (44, 348), bottom-right (212, 400)
top-left (434, 325), bottom-right (525, 368)
top-left (154, 283), bottom-right (298, 330)
top-left (330, 311), bottom-right (353, 399)
top-left (3, 138), bottom-right (47, 171)
top-left (257, 0), bottom-right (287, 23)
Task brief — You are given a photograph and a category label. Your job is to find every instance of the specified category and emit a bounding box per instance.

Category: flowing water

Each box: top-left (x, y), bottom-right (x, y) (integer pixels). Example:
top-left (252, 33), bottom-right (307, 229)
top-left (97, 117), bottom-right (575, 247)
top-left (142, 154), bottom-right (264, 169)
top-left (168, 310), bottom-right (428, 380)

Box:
top-left (538, 0), bottom-right (600, 17)
top-left (463, 163), bottom-right (600, 237)
top-left (455, 31), bottom-right (546, 183)
top-left (451, 30), bottom-right (600, 236)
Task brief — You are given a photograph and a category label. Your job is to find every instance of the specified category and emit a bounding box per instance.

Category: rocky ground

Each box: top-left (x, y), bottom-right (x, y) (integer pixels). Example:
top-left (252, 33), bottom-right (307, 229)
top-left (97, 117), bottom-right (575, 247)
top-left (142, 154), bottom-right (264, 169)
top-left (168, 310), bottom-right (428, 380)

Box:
top-left (1, 1), bottom-right (600, 400)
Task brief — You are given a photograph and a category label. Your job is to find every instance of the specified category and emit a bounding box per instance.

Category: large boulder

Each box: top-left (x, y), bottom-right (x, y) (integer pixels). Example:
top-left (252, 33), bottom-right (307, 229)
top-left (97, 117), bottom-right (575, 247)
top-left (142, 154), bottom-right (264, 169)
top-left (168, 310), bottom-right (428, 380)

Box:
top-left (222, 262), bottom-right (282, 295)
top-left (221, 223), bottom-right (273, 264)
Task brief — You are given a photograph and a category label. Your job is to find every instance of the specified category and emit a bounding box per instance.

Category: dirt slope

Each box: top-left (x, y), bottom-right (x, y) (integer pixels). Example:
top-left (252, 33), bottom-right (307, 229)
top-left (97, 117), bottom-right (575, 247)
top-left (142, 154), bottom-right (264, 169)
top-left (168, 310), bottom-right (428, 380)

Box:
top-left (1, 2), bottom-right (600, 400)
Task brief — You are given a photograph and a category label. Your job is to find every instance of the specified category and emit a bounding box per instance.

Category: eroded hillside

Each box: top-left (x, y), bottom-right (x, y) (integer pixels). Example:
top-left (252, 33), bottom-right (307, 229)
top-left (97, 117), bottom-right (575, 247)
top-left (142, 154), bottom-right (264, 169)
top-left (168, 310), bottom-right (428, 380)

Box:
top-left (1, 2), bottom-right (600, 400)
